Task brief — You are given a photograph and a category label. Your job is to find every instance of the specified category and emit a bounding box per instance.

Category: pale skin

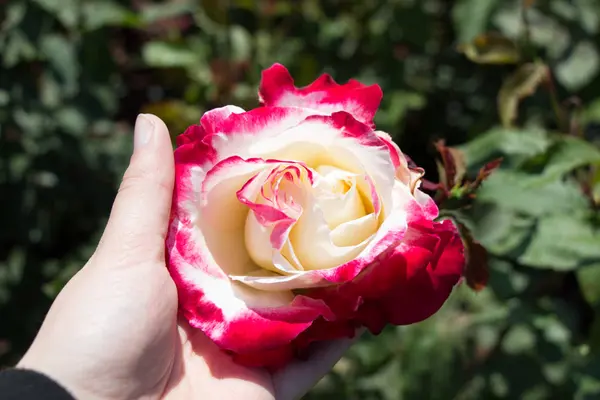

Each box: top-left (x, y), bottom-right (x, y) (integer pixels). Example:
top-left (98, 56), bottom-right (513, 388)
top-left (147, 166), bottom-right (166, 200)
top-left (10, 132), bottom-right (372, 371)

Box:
top-left (17, 114), bottom-right (356, 400)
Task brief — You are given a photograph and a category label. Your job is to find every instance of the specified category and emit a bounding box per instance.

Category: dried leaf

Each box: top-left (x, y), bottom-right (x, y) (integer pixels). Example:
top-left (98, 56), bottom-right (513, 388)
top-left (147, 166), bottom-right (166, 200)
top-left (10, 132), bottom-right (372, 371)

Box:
top-left (524, 0), bottom-right (536, 8)
top-left (457, 222), bottom-right (490, 292)
top-left (498, 62), bottom-right (549, 127)
top-left (457, 32), bottom-right (520, 65)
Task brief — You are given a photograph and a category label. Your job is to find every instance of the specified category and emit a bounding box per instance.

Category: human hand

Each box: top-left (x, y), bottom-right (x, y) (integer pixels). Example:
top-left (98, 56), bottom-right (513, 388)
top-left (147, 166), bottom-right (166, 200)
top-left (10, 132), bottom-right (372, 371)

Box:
top-left (17, 114), bottom-right (356, 400)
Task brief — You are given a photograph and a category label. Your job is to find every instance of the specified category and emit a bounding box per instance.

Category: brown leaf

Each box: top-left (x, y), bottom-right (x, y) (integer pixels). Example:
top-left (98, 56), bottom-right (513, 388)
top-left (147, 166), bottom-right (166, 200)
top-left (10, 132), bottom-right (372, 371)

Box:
top-left (457, 223), bottom-right (490, 292)
top-left (498, 62), bottom-right (549, 127)
top-left (434, 139), bottom-right (467, 189)
top-left (470, 158), bottom-right (503, 192)
top-left (457, 32), bottom-right (520, 65)
top-left (524, 0), bottom-right (536, 9)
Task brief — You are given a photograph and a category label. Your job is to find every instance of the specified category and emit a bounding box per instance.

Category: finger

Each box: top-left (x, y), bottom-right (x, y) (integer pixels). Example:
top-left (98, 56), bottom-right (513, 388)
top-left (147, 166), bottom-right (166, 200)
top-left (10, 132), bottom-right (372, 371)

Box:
top-left (272, 329), bottom-right (365, 400)
top-left (95, 114), bottom-right (175, 265)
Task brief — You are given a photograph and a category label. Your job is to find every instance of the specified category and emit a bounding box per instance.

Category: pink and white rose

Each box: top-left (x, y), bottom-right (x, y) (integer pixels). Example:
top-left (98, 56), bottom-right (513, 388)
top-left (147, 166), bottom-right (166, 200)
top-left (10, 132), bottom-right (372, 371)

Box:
top-left (166, 64), bottom-right (465, 368)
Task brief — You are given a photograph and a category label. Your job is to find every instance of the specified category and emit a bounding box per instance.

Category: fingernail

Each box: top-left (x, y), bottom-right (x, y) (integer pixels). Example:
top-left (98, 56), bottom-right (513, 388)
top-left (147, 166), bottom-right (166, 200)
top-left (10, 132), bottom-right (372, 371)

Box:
top-left (134, 114), bottom-right (155, 150)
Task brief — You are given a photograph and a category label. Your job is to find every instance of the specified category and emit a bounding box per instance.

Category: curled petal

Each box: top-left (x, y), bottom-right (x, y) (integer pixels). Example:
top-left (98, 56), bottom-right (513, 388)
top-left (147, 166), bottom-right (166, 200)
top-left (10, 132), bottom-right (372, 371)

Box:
top-left (259, 63), bottom-right (383, 127)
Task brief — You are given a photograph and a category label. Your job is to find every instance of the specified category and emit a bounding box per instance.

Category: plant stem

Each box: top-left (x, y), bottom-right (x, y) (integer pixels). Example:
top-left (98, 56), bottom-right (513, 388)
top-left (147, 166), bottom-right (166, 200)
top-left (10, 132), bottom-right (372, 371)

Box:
top-left (545, 70), bottom-right (567, 132)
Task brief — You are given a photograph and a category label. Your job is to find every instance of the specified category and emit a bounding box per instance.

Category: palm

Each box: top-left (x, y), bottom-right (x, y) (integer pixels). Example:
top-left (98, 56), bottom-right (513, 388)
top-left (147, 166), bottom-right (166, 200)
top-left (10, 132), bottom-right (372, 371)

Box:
top-left (162, 322), bottom-right (275, 400)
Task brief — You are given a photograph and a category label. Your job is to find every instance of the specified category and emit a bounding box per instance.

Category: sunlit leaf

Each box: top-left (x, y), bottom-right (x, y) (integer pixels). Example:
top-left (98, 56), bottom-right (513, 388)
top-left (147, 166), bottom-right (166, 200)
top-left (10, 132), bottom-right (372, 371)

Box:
top-left (142, 41), bottom-right (199, 68)
top-left (555, 41), bottom-right (600, 91)
top-left (498, 62), bottom-right (549, 127)
top-left (458, 127), bottom-right (551, 171)
top-left (476, 170), bottom-right (589, 217)
top-left (519, 215), bottom-right (600, 270)
top-left (502, 324), bottom-right (536, 354)
top-left (533, 137), bottom-right (600, 185)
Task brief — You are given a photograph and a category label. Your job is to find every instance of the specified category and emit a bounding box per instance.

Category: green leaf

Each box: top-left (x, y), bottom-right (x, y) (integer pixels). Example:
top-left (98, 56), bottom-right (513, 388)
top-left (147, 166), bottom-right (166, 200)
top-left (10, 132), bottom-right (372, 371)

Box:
top-left (519, 215), bottom-right (600, 270)
top-left (458, 127), bottom-right (551, 170)
top-left (502, 324), bottom-right (536, 354)
top-left (457, 32), bottom-right (520, 64)
top-left (2, 31), bottom-right (37, 67)
top-left (229, 26), bottom-right (252, 61)
top-left (582, 98), bottom-right (600, 124)
top-left (2, 1), bottom-right (27, 32)
top-left (32, 0), bottom-right (79, 28)
top-left (56, 106), bottom-right (88, 135)
top-left (376, 91), bottom-right (427, 128)
top-left (469, 204), bottom-right (535, 256)
top-left (555, 41), bottom-right (600, 91)
top-left (200, 0), bottom-right (228, 24)
top-left (141, 1), bottom-right (196, 24)
top-left (476, 170), bottom-right (589, 217)
top-left (576, 371), bottom-right (600, 400)
top-left (452, 0), bottom-right (499, 43)
top-left (593, 169), bottom-right (600, 205)
top-left (577, 264), bottom-right (600, 307)
top-left (533, 137), bottom-right (600, 185)
top-left (498, 62), bottom-right (549, 128)
top-left (82, 1), bottom-right (141, 31)
top-left (142, 41), bottom-right (200, 68)
top-left (40, 34), bottom-right (79, 96)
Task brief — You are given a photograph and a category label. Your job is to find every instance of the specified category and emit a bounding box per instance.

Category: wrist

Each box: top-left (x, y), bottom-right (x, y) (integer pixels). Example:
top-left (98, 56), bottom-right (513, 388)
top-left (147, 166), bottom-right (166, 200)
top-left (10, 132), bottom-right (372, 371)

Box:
top-left (0, 368), bottom-right (75, 400)
top-left (16, 355), bottom-right (101, 400)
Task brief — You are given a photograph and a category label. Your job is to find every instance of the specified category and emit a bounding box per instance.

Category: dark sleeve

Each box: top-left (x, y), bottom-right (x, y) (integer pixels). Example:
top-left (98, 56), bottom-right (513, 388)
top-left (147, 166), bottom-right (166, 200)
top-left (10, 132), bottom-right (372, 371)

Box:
top-left (0, 369), bottom-right (75, 400)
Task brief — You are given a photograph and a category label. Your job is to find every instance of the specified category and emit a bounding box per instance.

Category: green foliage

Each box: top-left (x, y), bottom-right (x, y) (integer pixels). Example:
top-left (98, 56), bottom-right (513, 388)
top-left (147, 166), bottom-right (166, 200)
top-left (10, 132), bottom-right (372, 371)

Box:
top-left (1, 0), bottom-right (600, 399)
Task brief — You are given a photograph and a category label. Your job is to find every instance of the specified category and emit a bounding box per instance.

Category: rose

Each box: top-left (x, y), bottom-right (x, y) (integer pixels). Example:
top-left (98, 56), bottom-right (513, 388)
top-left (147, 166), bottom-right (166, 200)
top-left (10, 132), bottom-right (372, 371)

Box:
top-left (167, 64), bottom-right (465, 368)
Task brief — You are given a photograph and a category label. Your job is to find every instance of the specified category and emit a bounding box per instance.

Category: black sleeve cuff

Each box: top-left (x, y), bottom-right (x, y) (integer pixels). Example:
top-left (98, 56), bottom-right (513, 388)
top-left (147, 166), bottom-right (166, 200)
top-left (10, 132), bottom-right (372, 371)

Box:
top-left (0, 369), bottom-right (75, 400)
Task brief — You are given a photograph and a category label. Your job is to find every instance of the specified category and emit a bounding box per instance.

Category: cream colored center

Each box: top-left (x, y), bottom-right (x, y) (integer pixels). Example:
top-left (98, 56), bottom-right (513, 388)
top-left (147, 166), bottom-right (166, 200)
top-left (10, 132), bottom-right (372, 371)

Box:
top-left (243, 163), bottom-right (377, 275)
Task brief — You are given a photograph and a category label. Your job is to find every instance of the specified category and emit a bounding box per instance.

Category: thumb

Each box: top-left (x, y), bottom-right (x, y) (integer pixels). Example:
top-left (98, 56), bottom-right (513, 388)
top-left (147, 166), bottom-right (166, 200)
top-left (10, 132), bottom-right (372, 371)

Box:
top-left (96, 114), bottom-right (175, 265)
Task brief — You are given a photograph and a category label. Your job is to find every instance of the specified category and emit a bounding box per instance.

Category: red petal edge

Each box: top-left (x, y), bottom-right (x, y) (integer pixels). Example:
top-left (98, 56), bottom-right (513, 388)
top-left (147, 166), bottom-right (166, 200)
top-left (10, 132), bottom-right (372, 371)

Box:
top-left (259, 63), bottom-right (383, 128)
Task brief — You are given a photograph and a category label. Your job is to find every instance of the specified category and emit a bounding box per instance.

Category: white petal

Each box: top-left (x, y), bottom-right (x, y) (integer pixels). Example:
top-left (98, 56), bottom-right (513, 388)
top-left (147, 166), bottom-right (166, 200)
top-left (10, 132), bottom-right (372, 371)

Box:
top-left (229, 269), bottom-right (331, 291)
top-left (289, 195), bottom-right (370, 271)
top-left (330, 213), bottom-right (378, 247)
top-left (199, 159), bottom-right (267, 276)
top-left (314, 165), bottom-right (367, 229)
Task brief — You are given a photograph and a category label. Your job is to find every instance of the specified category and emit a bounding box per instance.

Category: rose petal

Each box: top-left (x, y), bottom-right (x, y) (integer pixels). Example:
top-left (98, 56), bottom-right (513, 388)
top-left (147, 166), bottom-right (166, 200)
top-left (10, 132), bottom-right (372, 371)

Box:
top-left (306, 206), bottom-right (464, 331)
top-left (314, 166), bottom-right (367, 230)
top-left (259, 63), bottom-right (383, 127)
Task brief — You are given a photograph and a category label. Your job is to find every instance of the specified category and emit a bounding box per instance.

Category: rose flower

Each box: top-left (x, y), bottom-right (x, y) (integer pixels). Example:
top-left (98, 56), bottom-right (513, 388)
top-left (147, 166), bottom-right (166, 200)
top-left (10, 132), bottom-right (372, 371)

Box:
top-left (166, 64), bottom-right (465, 368)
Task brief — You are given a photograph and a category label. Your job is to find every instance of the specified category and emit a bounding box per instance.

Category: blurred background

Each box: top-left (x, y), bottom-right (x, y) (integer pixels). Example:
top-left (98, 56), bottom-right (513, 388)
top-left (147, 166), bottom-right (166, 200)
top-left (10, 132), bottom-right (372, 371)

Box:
top-left (1, 0), bottom-right (600, 398)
